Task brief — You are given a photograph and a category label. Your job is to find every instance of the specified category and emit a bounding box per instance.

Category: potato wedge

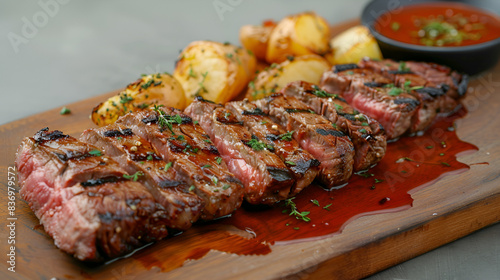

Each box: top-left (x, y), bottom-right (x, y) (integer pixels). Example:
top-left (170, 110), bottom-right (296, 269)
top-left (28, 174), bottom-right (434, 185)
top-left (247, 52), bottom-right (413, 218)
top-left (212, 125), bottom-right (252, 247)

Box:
top-left (325, 25), bottom-right (383, 65)
top-left (91, 73), bottom-right (186, 126)
top-left (246, 54), bottom-right (331, 101)
top-left (174, 41), bottom-right (256, 105)
top-left (266, 12), bottom-right (330, 64)
top-left (239, 20), bottom-right (276, 61)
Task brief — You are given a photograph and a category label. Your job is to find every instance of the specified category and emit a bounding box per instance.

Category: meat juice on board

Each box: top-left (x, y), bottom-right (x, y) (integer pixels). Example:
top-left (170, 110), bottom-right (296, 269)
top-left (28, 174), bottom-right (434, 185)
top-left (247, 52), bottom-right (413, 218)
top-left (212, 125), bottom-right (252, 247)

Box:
top-left (131, 106), bottom-right (478, 272)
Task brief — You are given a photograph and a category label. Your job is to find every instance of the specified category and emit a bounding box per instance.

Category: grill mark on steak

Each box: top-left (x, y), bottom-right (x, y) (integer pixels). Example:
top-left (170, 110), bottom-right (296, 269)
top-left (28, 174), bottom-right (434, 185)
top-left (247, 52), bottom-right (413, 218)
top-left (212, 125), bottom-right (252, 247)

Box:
top-left (255, 93), bottom-right (355, 188)
top-left (266, 166), bottom-right (294, 182)
top-left (103, 128), bottom-right (133, 137)
top-left (316, 128), bottom-right (346, 137)
top-left (393, 98), bottom-right (421, 108)
top-left (283, 81), bottom-right (387, 171)
top-left (334, 63), bottom-right (359, 73)
top-left (81, 176), bottom-right (120, 187)
top-left (34, 127), bottom-right (68, 143)
top-left (186, 99), bottom-right (299, 204)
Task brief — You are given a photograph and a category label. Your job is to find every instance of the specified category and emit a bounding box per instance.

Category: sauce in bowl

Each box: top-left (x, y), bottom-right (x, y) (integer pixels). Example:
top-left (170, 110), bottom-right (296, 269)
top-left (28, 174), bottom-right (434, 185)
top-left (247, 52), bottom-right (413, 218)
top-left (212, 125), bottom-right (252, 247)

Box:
top-left (374, 2), bottom-right (500, 47)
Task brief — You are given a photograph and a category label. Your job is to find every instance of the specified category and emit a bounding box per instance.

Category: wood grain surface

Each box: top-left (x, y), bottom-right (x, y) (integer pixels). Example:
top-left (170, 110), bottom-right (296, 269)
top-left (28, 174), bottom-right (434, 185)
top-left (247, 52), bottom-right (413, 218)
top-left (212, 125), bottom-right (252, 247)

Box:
top-left (1, 19), bottom-right (499, 280)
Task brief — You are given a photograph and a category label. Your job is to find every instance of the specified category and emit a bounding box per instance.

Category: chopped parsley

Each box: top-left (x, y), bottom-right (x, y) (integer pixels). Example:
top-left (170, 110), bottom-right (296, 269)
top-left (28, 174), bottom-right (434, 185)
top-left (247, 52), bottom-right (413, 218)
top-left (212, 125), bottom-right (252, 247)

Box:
top-left (189, 185), bottom-right (196, 192)
top-left (223, 184), bottom-right (231, 190)
top-left (284, 197), bottom-right (311, 222)
top-left (123, 171), bottom-right (144, 181)
top-left (388, 87), bottom-right (404, 96)
top-left (147, 155), bottom-right (153, 161)
top-left (89, 149), bottom-right (102, 156)
top-left (202, 164), bottom-right (212, 168)
top-left (215, 157), bottom-right (223, 165)
top-left (278, 131), bottom-right (294, 141)
top-left (164, 162), bottom-right (172, 171)
top-left (285, 161), bottom-right (296, 166)
top-left (246, 138), bottom-right (273, 151)
top-left (334, 104), bottom-right (343, 111)
top-left (398, 61), bottom-right (410, 72)
top-left (374, 178), bottom-right (384, 183)
top-left (311, 85), bottom-right (334, 98)
top-left (60, 107), bottom-right (71, 115)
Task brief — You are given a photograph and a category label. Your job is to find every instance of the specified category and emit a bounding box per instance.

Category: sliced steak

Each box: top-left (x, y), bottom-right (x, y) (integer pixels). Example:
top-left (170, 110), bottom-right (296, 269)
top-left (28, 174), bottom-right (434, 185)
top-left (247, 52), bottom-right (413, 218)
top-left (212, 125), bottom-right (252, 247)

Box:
top-left (81, 124), bottom-right (204, 230)
top-left (254, 94), bottom-right (355, 188)
top-left (282, 81), bottom-right (386, 171)
top-left (225, 100), bottom-right (320, 197)
top-left (15, 128), bottom-right (169, 261)
top-left (359, 58), bottom-right (465, 111)
top-left (116, 108), bottom-right (244, 220)
top-left (185, 98), bottom-right (296, 204)
top-left (320, 67), bottom-right (420, 139)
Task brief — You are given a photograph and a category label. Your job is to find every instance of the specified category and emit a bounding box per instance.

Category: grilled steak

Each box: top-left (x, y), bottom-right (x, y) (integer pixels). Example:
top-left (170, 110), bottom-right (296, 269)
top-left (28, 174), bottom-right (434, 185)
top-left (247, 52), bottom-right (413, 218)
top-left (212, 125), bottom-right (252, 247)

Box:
top-left (225, 100), bottom-right (320, 197)
top-left (320, 66), bottom-right (420, 139)
top-left (359, 58), bottom-right (468, 101)
top-left (116, 108), bottom-right (244, 220)
top-left (81, 124), bottom-right (204, 230)
top-left (185, 97), bottom-right (297, 204)
top-left (282, 81), bottom-right (386, 171)
top-left (15, 128), bottom-right (170, 261)
top-left (255, 94), bottom-right (355, 188)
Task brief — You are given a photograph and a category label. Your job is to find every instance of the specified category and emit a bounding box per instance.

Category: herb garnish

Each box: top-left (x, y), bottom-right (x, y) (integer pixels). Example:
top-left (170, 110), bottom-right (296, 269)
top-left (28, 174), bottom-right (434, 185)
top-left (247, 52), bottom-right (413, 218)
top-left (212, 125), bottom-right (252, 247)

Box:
top-left (246, 138), bottom-right (273, 151)
top-left (284, 197), bottom-right (311, 222)
top-left (89, 149), bottom-right (102, 156)
top-left (215, 157), bottom-right (223, 165)
top-left (311, 85), bottom-right (334, 98)
top-left (60, 107), bottom-right (71, 115)
top-left (311, 199), bottom-right (320, 207)
top-left (164, 162), bottom-right (172, 171)
top-left (123, 171), bottom-right (144, 181)
top-left (278, 131), bottom-right (294, 141)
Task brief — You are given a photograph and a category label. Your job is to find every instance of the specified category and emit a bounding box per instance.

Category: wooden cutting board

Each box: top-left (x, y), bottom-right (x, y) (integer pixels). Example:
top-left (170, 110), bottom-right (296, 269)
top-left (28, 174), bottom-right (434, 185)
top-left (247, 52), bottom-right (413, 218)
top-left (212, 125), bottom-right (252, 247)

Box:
top-left (1, 19), bottom-right (500, 280)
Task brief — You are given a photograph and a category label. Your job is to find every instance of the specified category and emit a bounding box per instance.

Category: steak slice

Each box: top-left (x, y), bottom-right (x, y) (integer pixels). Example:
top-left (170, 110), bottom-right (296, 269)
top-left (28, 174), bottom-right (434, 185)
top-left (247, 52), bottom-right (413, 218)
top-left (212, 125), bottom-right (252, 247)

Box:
top-left (225, 100), bottom-right (320, 197)
top-left (185, 98), bottom-right (296, 204)
top-left (15, 128), bottom-right (169, 261)
top-left (359, 58), bottom-right (465, 111)
top-left (282, 81), bottom-right (386, 171)
top-left (320, 67), bottom-right (420, 139)
top-left (81, 124), bottom-right (204, 230)
top-left (116, 108), bottom-right (244, 220)
top-left (255, 94), bottom-right (355, 188)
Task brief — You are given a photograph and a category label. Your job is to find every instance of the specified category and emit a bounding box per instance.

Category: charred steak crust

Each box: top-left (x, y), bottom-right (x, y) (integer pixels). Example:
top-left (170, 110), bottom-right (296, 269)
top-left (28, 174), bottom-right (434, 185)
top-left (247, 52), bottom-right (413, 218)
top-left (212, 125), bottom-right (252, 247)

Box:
top-left (15, 128), bottom-right (169, 261)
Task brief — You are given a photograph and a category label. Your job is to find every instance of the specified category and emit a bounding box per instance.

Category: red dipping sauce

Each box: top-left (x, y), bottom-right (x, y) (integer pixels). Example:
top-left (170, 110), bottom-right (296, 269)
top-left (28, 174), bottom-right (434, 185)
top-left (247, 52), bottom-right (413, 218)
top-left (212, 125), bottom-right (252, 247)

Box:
top-left (374, 2), bottom-right (500, 47)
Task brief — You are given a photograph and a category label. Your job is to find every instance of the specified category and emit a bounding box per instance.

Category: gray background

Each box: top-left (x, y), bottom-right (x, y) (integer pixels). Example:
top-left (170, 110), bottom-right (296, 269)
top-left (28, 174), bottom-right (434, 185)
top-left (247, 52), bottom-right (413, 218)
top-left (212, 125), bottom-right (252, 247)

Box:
top-left (1, 1), bottom-right (499, 279)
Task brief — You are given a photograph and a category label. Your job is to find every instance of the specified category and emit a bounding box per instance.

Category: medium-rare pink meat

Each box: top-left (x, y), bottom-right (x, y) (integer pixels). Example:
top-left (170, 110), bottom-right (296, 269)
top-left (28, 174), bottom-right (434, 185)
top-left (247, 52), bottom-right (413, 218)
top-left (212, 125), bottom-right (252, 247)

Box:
top-left (225, 100), bottom-right (320, 198)
top-left (15, 128), bottom-right (169, 261)
top-left (185, 98), bottom-right (297, 204)
top-left (255, 94), bottom-right (355, 188)
top-left (116, 108), bottom-right (244, 220)
top-left (81, 124), bottom-right (204, 230)
top-left (282, 81), bottom-right (386, 171)
top-left (320, 66), bottom-right (420, 139)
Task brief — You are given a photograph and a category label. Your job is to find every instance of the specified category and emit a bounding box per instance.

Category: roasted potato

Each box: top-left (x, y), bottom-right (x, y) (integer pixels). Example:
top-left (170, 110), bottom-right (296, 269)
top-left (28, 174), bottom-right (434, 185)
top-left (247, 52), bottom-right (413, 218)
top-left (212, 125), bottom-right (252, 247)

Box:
top-left (325, 25), bottom-right (383, 65)
top-left (91, 73), bottom-right (186, 126)
top-left (174, 40), bottom-right (256, 105)
top-left (239, 20), bottom-right (276, 61)
top-left (266, 12), bottom-right (330, 64)
top-left (246, 54), bottom-right (331, 101)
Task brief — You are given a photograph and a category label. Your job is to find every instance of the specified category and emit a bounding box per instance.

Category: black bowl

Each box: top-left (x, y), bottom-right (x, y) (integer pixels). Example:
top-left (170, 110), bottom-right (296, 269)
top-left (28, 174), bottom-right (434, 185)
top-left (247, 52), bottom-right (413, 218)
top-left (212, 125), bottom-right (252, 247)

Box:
top-left (361, 0), bottom-right (500, 75)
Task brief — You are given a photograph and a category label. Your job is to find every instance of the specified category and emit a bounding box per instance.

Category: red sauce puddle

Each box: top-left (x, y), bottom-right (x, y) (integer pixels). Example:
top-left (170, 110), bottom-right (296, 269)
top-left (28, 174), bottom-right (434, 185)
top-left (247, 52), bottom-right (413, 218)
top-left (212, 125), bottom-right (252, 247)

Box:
top-left (132, 107), bottom-right (479, 272)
